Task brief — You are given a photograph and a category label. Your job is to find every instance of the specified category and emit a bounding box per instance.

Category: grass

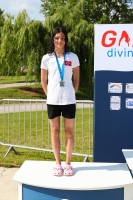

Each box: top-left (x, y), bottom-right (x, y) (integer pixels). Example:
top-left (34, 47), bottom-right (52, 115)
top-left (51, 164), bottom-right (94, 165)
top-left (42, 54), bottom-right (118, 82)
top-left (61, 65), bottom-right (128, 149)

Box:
top-left (0, 147), bottom-right (88, 168)
top-left (0, 75), bottom-right (32, 84)
top-left (0, 84), bottom-right (46, 100)
top-left (0, 75), bottom-right (90, 100)
top-left (0, 76), bottom-right (93, 167)
top-left (0, 84), bottom-right (89, 101)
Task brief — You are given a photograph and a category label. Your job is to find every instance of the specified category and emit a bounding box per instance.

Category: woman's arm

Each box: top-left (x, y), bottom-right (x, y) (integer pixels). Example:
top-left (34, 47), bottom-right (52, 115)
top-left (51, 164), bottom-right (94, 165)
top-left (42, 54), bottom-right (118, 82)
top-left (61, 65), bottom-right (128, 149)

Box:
top-left (41, 69), bottom-right (48, 96)
top-left (73, 66), bottom-right (80, 93)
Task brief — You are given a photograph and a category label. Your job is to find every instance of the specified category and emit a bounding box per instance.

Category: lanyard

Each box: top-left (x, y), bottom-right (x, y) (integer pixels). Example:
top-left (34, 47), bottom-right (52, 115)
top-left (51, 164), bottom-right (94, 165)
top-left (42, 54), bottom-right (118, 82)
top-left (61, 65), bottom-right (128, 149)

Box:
top-left (55, 51), bottom-right (66, 81)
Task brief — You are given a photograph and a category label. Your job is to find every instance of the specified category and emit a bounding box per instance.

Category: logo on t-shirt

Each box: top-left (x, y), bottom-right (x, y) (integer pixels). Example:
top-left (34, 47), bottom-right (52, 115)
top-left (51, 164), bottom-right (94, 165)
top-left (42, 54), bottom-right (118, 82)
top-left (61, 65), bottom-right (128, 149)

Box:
top-left (65, 61), bottom-right (72, 66)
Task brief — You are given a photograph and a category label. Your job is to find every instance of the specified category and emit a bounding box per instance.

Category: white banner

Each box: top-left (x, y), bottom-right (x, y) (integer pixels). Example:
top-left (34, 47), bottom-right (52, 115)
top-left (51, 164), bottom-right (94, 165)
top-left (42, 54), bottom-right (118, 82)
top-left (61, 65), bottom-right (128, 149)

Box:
top-left (94, 24), bottom-right (133, 72)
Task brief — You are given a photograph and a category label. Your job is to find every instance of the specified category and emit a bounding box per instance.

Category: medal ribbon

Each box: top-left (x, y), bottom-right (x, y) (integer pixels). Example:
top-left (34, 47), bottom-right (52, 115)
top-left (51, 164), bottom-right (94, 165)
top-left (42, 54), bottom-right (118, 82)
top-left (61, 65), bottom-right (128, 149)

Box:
top-left (55, 51), bottom-right (66, 81)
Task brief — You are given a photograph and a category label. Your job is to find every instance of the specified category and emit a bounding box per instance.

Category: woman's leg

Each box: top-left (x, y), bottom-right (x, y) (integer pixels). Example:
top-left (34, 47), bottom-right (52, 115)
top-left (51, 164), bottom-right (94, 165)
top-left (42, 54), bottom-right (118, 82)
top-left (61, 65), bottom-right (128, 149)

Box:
top-left (64, 118), bottom-right (75, 165)
top-left (49, 116), bottom-right (61, 165)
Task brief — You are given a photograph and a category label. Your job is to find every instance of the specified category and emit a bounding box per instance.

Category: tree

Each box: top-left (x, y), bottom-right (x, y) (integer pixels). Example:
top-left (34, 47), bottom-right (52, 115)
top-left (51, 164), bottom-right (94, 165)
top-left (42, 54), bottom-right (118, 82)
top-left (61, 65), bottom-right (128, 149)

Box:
top-left (0, 9), bottom-right (4, 72)
top-left (40, 0), bottom-right (67, 17)
top-left (83, 0), bottom-right (133, 24)
top-left (0, 14), bottom-right (15, 76)
top-left (0, 10), bottom-right (46, 82)
top-left (13, 10), bottom-right (46, 81)
top-left (0, 8), bottom-right (4, 26)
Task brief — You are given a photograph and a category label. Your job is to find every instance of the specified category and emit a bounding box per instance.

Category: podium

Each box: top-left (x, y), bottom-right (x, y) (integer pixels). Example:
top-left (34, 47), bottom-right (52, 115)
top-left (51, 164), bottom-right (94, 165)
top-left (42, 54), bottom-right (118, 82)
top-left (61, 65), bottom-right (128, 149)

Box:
top-left (13, 152), bottom-right (133, 200)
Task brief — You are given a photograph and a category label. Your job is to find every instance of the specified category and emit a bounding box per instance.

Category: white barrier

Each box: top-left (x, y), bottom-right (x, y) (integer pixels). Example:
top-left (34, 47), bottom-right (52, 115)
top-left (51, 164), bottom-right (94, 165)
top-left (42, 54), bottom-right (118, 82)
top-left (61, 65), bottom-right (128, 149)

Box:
top-left (0, 99), bottom-right (94, 161)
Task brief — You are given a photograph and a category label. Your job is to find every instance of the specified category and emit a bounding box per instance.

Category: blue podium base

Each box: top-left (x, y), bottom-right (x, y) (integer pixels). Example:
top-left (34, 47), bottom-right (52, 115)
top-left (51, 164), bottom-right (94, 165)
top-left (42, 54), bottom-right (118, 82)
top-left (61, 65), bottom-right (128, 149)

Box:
top-left (23, 184), bottom-right (123, 200)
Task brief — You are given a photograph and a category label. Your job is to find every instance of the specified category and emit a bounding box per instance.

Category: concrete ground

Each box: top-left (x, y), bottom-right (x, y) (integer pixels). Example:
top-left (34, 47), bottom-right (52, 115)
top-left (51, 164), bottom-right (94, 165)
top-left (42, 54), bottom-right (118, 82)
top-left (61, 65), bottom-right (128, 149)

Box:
top-left (0, 167), bottom-right (19, 200)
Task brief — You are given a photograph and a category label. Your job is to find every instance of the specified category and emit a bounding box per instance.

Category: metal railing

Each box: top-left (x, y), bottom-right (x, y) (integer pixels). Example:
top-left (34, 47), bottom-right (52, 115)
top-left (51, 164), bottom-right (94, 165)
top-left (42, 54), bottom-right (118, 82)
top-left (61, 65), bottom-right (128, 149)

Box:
top-left (0, 99), bottom-right (94, 161)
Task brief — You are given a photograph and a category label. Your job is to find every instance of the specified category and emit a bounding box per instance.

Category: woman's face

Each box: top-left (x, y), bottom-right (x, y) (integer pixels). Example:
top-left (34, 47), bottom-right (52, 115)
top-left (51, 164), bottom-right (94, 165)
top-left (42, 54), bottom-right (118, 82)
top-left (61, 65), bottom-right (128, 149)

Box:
top-left (54, 32), bottom-right (66, 51)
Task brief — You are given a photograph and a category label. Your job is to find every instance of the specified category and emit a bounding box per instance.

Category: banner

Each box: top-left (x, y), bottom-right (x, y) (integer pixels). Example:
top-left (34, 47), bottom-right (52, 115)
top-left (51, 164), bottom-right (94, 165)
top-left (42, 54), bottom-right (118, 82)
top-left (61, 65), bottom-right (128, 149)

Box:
top-left (94, 24), bottom-right (133, 163)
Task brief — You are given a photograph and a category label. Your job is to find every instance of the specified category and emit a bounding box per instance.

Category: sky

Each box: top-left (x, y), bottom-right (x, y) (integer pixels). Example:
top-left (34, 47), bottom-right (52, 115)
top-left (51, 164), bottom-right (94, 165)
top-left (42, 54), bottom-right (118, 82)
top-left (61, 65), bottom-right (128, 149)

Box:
top-left (0, 0), bottom-right (44, 22)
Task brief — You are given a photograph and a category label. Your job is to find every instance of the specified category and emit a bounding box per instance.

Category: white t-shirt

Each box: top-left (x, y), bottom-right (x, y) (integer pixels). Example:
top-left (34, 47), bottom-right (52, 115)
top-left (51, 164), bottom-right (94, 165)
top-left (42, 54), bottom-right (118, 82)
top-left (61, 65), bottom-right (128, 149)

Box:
top-left (40, 52), bottom-right (80, 105)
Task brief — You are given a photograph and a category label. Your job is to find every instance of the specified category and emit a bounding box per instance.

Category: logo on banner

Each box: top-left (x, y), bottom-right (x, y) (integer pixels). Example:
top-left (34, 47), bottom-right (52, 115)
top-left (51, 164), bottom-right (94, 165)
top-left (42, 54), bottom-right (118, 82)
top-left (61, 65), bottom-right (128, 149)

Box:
top-left (108, 83), bottom-right (122, 93)
top-left (126, 98), bottom-right (133, 109)
top-left (101, 30), bottom-right (133, 57)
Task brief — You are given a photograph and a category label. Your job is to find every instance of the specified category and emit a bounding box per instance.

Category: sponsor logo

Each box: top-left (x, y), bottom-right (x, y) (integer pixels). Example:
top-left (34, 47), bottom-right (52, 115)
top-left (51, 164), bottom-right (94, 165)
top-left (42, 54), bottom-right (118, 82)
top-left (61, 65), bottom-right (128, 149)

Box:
top-left (101, 30), bottom-right (133, 57)
top-left (110, 84), bottom-right (121, 88)
top-left (126, 101), bottom-right (133, 106)
top-left (126, 83), bottom-right (133, 94)
top-left (108, 83), bottom-right (122, 93)
top-left (126, 98), bottom-right (133, 109)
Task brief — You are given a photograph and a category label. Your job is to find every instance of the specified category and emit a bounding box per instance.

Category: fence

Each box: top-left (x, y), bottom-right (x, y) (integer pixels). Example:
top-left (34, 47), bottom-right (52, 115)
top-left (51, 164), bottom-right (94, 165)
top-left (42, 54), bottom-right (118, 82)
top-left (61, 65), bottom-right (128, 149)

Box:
top-left (0, 99), bottom-right (94, 162)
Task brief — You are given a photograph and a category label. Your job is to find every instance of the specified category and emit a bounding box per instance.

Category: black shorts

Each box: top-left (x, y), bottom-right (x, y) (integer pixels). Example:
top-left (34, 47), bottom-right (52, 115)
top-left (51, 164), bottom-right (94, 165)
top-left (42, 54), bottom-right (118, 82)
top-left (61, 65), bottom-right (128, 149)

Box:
top-left (47, 104), bottom-right (76, 119)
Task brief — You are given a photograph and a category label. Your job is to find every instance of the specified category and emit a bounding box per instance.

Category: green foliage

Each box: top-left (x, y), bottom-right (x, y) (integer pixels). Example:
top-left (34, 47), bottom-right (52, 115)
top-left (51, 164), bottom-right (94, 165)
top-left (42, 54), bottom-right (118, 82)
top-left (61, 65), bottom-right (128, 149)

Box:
top-left (0, 10), bottom-right (46, 82)
top-left (0, 8), bottom-right (4, 26)
top-left (40, 0), bottom-right (67, 17)
top-left (82, 0), bottom-right (133, 24)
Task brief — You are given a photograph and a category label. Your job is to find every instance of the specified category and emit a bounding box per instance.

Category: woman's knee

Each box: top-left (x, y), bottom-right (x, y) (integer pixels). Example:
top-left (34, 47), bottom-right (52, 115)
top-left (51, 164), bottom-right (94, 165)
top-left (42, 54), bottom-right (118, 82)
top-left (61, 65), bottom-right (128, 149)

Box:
top-left (51, 127), bottom-right (60, 138)
top-left (65, 127), bottom-right (73, 139)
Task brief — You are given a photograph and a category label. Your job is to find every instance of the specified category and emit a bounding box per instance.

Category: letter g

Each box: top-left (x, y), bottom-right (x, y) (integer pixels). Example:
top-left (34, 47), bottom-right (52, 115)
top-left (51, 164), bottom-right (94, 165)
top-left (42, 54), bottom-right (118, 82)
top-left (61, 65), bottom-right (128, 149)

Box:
top-left (101, 30), bottom-right (117, 47)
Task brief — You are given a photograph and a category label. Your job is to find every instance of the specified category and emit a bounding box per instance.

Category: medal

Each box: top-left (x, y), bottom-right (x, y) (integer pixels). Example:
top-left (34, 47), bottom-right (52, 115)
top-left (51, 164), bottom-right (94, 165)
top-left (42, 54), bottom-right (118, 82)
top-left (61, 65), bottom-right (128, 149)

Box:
top-left (55, 51), bottom-right (66, 87)
top-left (60, 80), bottom-right (65, 87)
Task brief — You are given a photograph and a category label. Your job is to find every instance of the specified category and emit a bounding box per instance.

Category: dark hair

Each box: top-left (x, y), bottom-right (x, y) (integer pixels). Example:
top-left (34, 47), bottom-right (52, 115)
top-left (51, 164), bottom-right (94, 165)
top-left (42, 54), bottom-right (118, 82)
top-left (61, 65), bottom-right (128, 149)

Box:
top-left (47, 27), bottom-right (69, 54)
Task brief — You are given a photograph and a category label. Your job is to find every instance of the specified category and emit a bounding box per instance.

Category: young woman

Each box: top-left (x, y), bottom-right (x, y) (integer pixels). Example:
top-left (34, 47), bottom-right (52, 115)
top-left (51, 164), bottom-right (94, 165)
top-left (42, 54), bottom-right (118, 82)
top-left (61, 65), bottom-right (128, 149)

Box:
top-left (40, 27), bottom-right (80, 176)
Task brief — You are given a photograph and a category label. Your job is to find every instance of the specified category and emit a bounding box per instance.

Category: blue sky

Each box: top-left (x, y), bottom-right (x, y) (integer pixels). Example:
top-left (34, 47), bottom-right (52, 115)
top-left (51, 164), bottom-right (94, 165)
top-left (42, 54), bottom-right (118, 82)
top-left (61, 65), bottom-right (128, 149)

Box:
top-left (0, 0), bottom-right (44, 22)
